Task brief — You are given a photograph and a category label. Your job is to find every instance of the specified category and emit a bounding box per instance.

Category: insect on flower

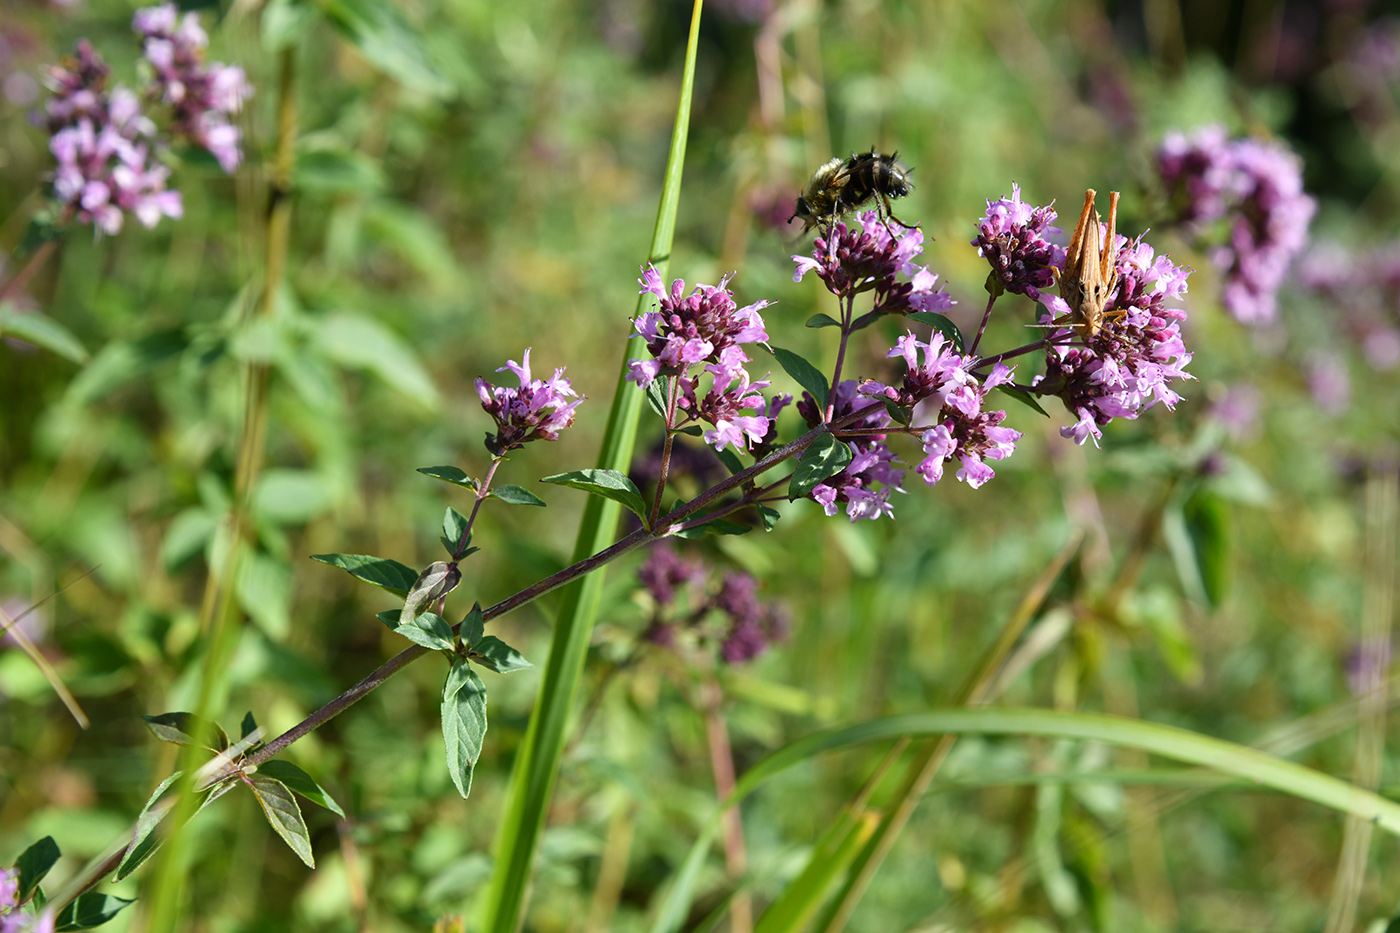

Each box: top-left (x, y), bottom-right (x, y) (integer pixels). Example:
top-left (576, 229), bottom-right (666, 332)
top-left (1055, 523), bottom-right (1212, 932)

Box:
top-left (790, 150), bottom-right (916, 234)
top-left (1054, 188), bottom-right (1123, 338)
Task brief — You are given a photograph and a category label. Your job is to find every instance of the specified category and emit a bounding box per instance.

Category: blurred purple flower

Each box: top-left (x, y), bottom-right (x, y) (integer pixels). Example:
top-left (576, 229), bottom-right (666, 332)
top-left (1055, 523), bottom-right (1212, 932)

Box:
top-left (715, 572), bottom-right (786, 664)
top-left (1157, 125), bottom-right (1315, 325)
top-left (638, 542), bottom-right (706, 609)
top-left (0, 867), bottom-right (54, 933)
top-left (133, 2), bottom-right (252, 172)
top-left (1208, 384), bottom-right (1263, 443)
top-left (1346, 636), bottom-right (1392, 697)
top-left (44, 40), bottom-right (180, 234)
top-left (1306, 353), bottom-right (1350, 413)
top-left (476, 348), bottom-right (583, 455)
top-left (972, 184), bottom-right (1064, 299)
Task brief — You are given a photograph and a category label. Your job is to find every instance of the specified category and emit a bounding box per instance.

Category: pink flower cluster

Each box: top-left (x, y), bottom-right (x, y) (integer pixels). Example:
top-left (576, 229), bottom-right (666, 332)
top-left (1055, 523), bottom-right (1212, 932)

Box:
top-left (972, 184), bottom-right (1064, 299)
top-left (628, 266), bottom-right (780, 454)
top-left (133, 2), bottom-right (252, 172)
top-left (476, 348), bottom-right (584, 455)
top-left (792, 214), bottom-right (953, 317)
top-left (638, 544), bottom-right (787, 665)
top-left (45, 40), bottom-right (180, 234)
top-left (1158, 125), bottom-right (1315, 325)
top-left (796, 381), bottom-right (906, 521)
top-left (1037, 235), bottom-right (1194, 445)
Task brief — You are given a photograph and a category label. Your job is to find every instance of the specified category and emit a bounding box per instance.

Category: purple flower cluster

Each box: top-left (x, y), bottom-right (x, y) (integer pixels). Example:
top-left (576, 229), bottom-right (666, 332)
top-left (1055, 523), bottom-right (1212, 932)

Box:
top-left (133, 2), bottom-right (252, 173)
top-left (973, 184), bottom-right (1064, 299)
top-left (476, 348), bottom-right (584, 456)
top-left (793, 213), bottom-right (953, 317)
top-left (863, 334), bottom-right (1022, 489)
top-left (0, 868), bottom-right (53, 933)
top-left (1157, 125), bottom-right (1315, 325)
top-left (1036, 235), bottom-right (1194, 445)
top-left (628, 266), bottom-right (782, 453)
top-left (637, 546), bottom-right (787, 665)
top-left (45, 40), bottom-right (180, 235)
top-left (41, 5), bottom-right (249, 235)
top-left (797, 381), bottom-right (905, 520)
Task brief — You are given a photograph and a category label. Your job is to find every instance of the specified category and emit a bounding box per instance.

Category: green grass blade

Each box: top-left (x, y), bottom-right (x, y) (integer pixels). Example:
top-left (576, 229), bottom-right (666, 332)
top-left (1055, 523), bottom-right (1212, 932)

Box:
top-left (651, 708), bottom-right (1400, 932)
top-left (478, 1), bottom-right (704, 929)
top-left (754, 810), bottom-right (877, 933)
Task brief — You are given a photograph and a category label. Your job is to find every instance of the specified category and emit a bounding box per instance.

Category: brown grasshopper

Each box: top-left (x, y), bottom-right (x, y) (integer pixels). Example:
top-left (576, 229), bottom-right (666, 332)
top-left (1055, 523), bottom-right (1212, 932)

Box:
top-left (1054, 188), bottom-right (1123, 338)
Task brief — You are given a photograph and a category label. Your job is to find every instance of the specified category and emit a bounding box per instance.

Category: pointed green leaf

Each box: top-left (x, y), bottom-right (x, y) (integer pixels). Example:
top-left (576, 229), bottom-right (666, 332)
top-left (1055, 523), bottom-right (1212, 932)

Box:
top-left (143, 713), bottom-right (229, 752)
top-left (116, 772), bottom-right (182, 880)
top-left (240, 711), bottom-right (259, 740)
top-left (54, 893), bottom-right (135, 931)
top-left (0, 307), bottom-right (89, 363)
top-left (255, 760), bottom-right (346, 818)
top-left (310, 552), bottom-right (419, 598)
top-left (541, 470), bottom-right (647, 520)
top-left (395, 611), bottom-right (456, 652)
top-left (676, 425), bottom-right (704, 437)
top-left (460, 603), bottom-right (485, 648)
top-left (250, 776), bottom-right (315, 868)
top-left (805, 313), bottom-right (841, 329)
top-left (644, 380), bottom-right (668, 420)
top-left (995, 384), bottom-right (1050, 417)
top-left (469, 636), bottom-right (532, 674)
top-left (757, 504), bottom-right (781, 531)
top-left (417, 465), bottom-right (479, 489)
top-left (13, 836), bottom-right (60, 902)
top-left (906, 311), bottom-right (965, 353)
top-left (442, 660), bottom-right (488, 799)
top-left (1183, 489), bottom-right (1232, 608)
top-left (788, 434), bottom-right (851, 501)
top-left (401, 562), bottom-right (461, 625)
top-left (442, 507), bottom-right (469, 556)
top-left (771, 347), bottom-right (829, 408)
top-left (492, 484), bottom-right (546, 507)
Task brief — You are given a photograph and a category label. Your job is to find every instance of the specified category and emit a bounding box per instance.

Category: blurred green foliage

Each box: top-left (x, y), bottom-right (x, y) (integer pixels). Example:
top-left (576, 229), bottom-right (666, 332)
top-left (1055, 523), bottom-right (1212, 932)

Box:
top-left (2, 0), bottom-right (1399, 930)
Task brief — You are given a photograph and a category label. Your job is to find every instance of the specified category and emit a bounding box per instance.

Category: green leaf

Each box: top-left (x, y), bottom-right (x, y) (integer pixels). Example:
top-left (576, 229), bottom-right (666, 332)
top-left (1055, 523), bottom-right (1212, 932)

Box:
top-left (417, 465), bottom-right (479, 489)
top-left (143, 713), bottom-right (229, 751)
top-left (470, 636), bottom-right (532, 674)
top-left (757, 504), bottom-right (781, 531)
top-left (252, 469), bottom-right (336, 525)
top-left (293, 144), bottom-right (387, 196)
top-left (54, 893), bottom-right (135, 931)
top-left (255, 760), bottom-right (346, 818)
top-left (65, 328), bottom-right (188, 406)
top-left (15, 212), bottom-right (60, 257)
top-left (0, 307), bottom-right (88, 363)
top-left (883, 399), bottom-right (912, 426)
top-left (401, 561), bottom-right (461, 625)
top-left (541, 469), bottom-right (648, 521)
top-left (313, 312), bottom-right (440, 410)
top-left (788, 434), bottom-right (851, 501)
top-left (310, 553), bottom-right (419, 598)
top-left (160, 507), bottom-right (217, 572)
top-left (715, 446), bottom-right (744, 476)
top-left (442, 660), bottom-right (488, 799)
top-left (644, 380), bottom-right (668, 420)
top-left (442, 507), bottom-right (469, 556)
top-left (240, 711), bottom-right (259, 740)
top-left (460, 603), bottom-right (485, 648)
top-left (771, 346), bottom-right (829, 408)
top-left (322, 0), bottom-right (454, 97)
top-left (13, 836), bottom-right (60, 902)
top-left (1183, 489), bottom-right (1232, 608)
top-left (250, 776), bottom-right (315, 867)
top-left (492, 484), bottom-right (545, 507)
top-left (676, 425), bottom-right (703, 437)
top-left (995, 384), bottom-right (1050, 418)
top-left (235, 550), bottom-right (293, 640)
top-left (674, 518), bottom-right (752, 538)
top-left (116, 772), bottom-right (182, 880)
top-left (906, 311), bottom-right (965, 353)
top-left (396, 611), bottom-right (456, 652)
top-left (374, 610), bottom-right (400, 630)
top-left (805, 313), bottom-right (842, 329)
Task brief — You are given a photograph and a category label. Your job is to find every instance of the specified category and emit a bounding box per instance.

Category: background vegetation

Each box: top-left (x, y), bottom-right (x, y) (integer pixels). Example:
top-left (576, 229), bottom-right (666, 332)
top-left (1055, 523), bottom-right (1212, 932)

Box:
top-left (2, 0), bottom-right (1398, 930)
